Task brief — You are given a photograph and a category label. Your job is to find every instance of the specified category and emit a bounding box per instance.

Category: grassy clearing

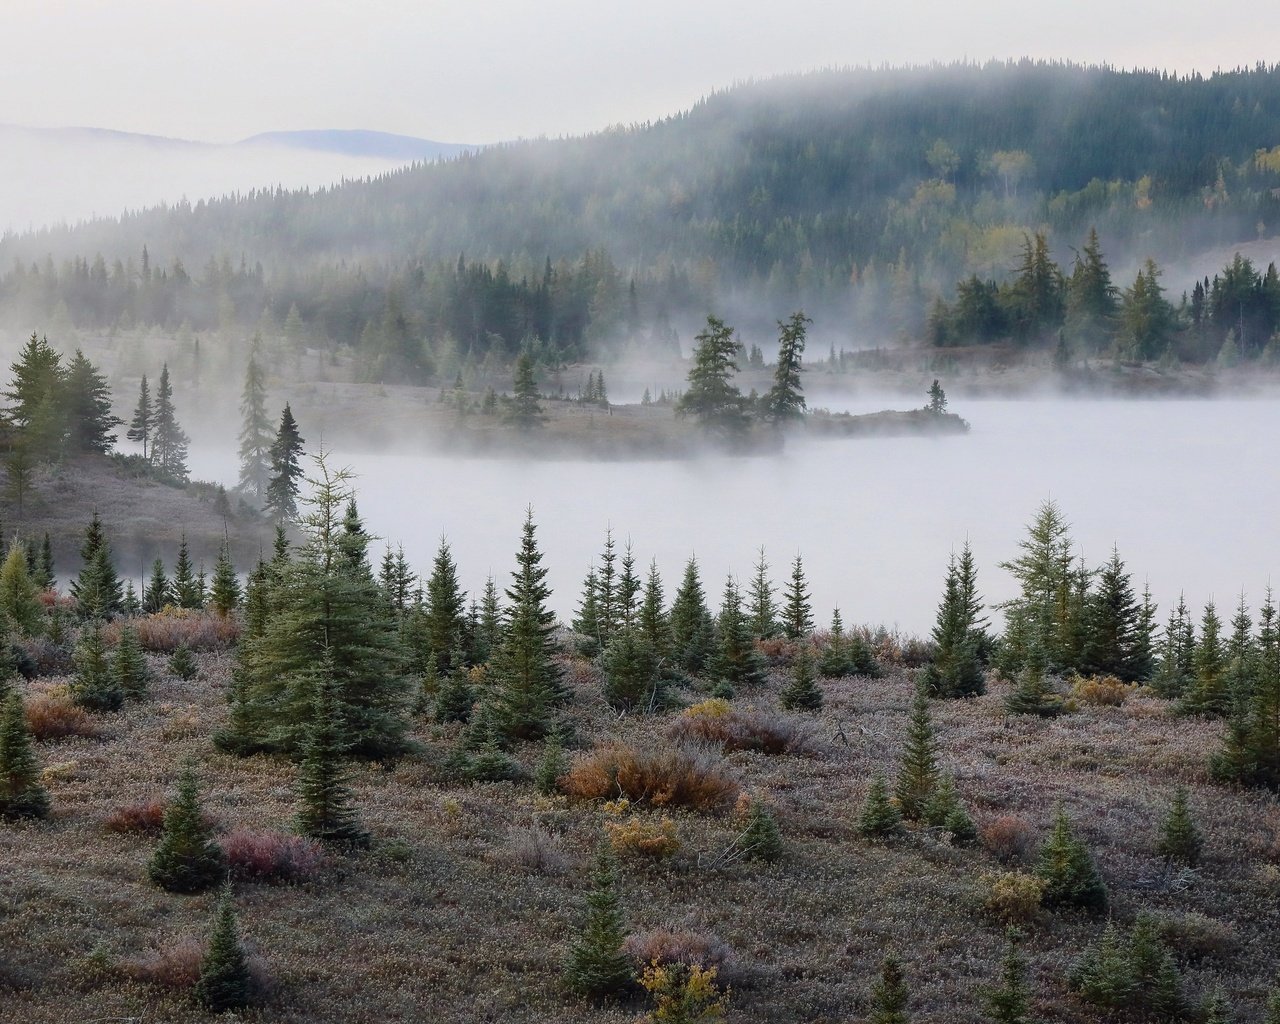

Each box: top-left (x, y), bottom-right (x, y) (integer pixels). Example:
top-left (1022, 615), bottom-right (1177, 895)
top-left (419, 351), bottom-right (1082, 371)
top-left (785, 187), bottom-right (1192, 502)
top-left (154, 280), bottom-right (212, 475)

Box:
top-left (2, 646), bottom-right (1278, 1023)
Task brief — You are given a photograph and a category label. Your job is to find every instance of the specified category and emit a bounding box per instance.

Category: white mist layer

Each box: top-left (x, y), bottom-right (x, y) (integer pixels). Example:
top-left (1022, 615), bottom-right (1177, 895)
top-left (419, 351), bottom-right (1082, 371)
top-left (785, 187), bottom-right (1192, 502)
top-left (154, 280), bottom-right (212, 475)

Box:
top-left (189, 396), bottom-right (1280, 636)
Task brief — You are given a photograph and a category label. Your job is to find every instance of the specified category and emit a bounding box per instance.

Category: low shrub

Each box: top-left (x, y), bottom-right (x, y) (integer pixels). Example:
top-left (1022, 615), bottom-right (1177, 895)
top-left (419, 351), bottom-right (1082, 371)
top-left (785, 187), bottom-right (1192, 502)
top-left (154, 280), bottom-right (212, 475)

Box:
top-left (980, 814), bottom-right (1036, 863)
top-left (103, 799), bottom-right (169, 834)
top-left (562, 743), bottom-right (739, 812)
top-left (110, 611), bottom-right (239, 653)
top-left (1072, 675), bottom-right (1135, 707)
top-left (25, 691), bottom-right (100, 741)
top-left (121, 938), bottom-right (206, 989)
top-left (624, 928), bottom-right (737, 981)
top-left (1149, 911), bottom-right (1238, 962)
top-left (14, 637), bottom-right (72, 676)
top-left (503, 825), bottom-right (570, 875)
top-left (223, 829), bottom-right (327, 884)
top-left (605, 816), bottom-right (681, 859)
top-left (668, 706), bottom-right (812, 755)
top-left (982, 871), bottom-right (1046, 924)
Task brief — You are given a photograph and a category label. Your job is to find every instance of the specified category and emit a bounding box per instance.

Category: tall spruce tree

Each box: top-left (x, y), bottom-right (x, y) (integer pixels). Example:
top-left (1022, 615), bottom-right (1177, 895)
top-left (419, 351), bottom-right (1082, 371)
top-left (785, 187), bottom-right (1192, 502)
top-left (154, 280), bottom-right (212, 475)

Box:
top-left (151, 364), bottom-right (190, 482)
top-left (998, 500), bottom-right (1075, 674)
top-left (747, 547), bottom-right (779, 639)
top-left (670, 557), bottom-right (714, 674)
top-left (63, 350), bottom-right (121, 454)
top-left (4, 333), bottom-right (65, 461)
top-left (1179, 601), bottom-right (1229, 716)
top-left (210, 542), bottom-right (242, 616)
top-left (265, 404), bottom-right (306, 522)
top-left (922, 551), bottom-right (985, 698)
top-left (563, 841), bottom-right (632, 999)
top-left (1213, 589), bottom-right (1280, 788)
top-left (0, 690), bottom-right (50, 819)
top-left (237, 356), bottom-right (273, 502)
top-left (763, 311), bottom-right (809, 425)
top-left (1154, 594), bottom-right (1196, 697)
top-left (172, 536), bottom-right (203, 610)
top-left (507, 353), bottom-right (545, 427)
top-left (295, 661), bottom-right (371, 847)
top-left (675, 315), bottom-right (749, 440)
top-left (638, 560), bottom-right (670, 662)
top-left (1085, 546), bottom-right (1141, 681)
top-left (127, 373), bottom-right (152, 459)
top-left (143, 557), bottom-right (171, 613)
top-left (895, 689), bottom-right (940, 819)
top-left (781, 554), bottom-right (814, 639)
top-left (710, 576), bottom-right (767, 691)
top-left (69, 511), bottom-right (122, 618)
top-left (424, 538), bottom-right (468, 673)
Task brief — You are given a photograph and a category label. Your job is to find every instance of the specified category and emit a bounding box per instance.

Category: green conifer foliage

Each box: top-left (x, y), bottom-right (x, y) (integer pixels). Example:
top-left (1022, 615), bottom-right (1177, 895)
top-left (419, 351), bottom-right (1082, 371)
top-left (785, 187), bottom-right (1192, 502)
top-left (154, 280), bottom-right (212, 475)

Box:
top-left (507, 353), bottom-right (545, 427)
top-left (923, 773), bottom-right (976, 844)
top-left (895, 690), bottom-right (940, 820)
top-left (747, 547), bottom-right (778, 639)
top-left (998, 499), bottom-right (1075, 674)
top-left (869, 954), bottom-right (910, 1024)
top-left (818, 608), bottom-right (850, 677)
top-left (639, 560), bottom-right (670, 662)
top-left (490, 509), bottom-right (563, 743)
top-left (563, 841), bottom-right (632, 999)
top-left (763, 311), bottom-right (809, 425)
top-left (535, 733), bottom-right (567, 795)
top-left (237, 355), bottom-right (273, 503)
top-left (265, 403), bottom-right (306, 522)
top-left (294, 666), bottom-right (371, 848)
top-left (603, 625), bottom-right (662, 711)
top-left (35, 533), bottom-right (55, 592)
top-left (172, 536), bottom-right (201, 610)
top-left (1084, 546), bottom-right (1141, 680)
top-left (1126, 914), bottom-right (1184, 1020)
top-left (147, 764), bottom-right (227, 893)
top-left (168, 642), bottom-right (199, 682)
top-left (1004, 632), bottom-right (1063, 717)
top-left (425, 539), bottom-right (468, 673)
top-left (194, 887), bottom-right (253, 1013)
top-left (670, 557), bottom-right (714, 674)
top-left (984, 930), bottom-right (1034, 1024)
top-left (72, 623), bottom-right (123, 711)
top-left (710, 577), bottom-right (767, 690)
top-left (780, 641), bottom-right (823, 711)
top-left (152, 364), bottom-right (191, 482)
top-left (1153, 595), bottom-right (1196, 698)
top-left (471, 576), bottom-right (502, 666)
top-left (923, 550), bottom-right (986, 697)
top-left (1068, 922), bottom-right (1135, 1012)
top-left (144, 557), bottom-right (171, 613)
top-left (0, 541), bottom-right (43, 635)
top-left (1203, 989), bottom-right (1234, 1024)
top-left (113, 623), bottom-right (150, 701)
top-left (1155, 785), bottom-right (1203, 866)
top-left (1179, 601), bottom-right (1229, 716)
top-left (0, 691), bottom-right (50, 819)
top-left (1213, 587), bottom-right (1280, 789)
top-left (738, 800), bottom-right (783, 862)
top-left (781, 555), bottom-right (813, 639)
top-left (128, 373), bottom-right (152, 459)
top-left (675, 316), bottom-right (749, 441)
top-left (63, 349), bottom-right (122, 454)
top-left (1036, 805), bottom-right (1108, 914)
top-left (433, 662), bottom-right (475, 724)
top-left (573, 566), bottom-right (602, 657)
top-left (210, 542), bottom-right (242, 616)
top-left (1263, 990), bottom-right (1280, 1024)
top-left (69, 512), bottom-right (122, 619)
top-left (858, 774), bottom-right (903, 840)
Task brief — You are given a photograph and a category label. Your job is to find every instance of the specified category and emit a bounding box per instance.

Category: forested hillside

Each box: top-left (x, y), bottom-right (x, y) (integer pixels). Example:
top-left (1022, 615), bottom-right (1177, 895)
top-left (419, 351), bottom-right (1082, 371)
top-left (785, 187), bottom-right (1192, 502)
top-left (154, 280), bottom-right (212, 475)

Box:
top-left (4, 61), bottom-right (1280, 370)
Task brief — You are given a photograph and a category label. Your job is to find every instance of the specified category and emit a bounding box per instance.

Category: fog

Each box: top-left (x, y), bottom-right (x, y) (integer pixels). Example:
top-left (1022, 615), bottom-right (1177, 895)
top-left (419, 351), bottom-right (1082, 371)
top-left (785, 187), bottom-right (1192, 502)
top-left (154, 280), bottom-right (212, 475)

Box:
top-left (189, 395), bottom-right (1280, 636)
top-left (0, 126), bottom-right (419, 233)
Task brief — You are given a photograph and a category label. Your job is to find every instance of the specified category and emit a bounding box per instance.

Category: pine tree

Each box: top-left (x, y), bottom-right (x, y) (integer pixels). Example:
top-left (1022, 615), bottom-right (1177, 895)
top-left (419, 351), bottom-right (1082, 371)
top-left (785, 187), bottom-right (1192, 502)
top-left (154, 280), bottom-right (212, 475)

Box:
top-left (62, 349), bottom-right (121, 454)
top-left (5, 333), bottom-right (65, 460)
top-left (746, 548), bottom-right (778, 639)
top-left (151, 364), bottom-right (190, 482)
top-left (265, 404), bottom-right (306, 522)
top-left (1180, 601), bottom-right (1229, 716)
top-left (869, 954), bottom-right (910, 1024)
top-left (425, 538), bottom-right (468, 674)
top-left (737, 799), bottom-right (783, 862)
top-left (72, 623), bottom-right (122, 711)
top-left (210, 542), bottom-right (242, 616)
top-left (1036, 804), bottom-right (1108, 913)
top-left (127, 373), bottom-right (152, 459)
top-left (858, 774), bottom-right (903, 839)
top-left (998, 500), bottom-right (1074, 674)
top-left (922, 551), bottom-right (985, 698)
top-left (563, 841), bottom-right (632, 999)
top-left (0, 691), bottom-right (50, 819)
top-left (781, 555), bottom-right (813, 639)
top-left (113, 623), bottom-right (150, 701)
top-left (507, 353), bottom-right (545, 427)
top-left (670, 557), bottom-right (714, 674)
top-left (0, 541), bottom-right (43, 635)
top-left (143, 557), bottom-right (171, 613)
top-left (780, 641), bottom-right (823, 711)
top-left (295, 664), bottom-right (371, 847)
top-left (147, 764), bottom-right (227, 893)
top-left (193, 887), bottom-right (252, 1013)
top-left (984, 930), bottom-right (1034, 1024)
top-left (237, 356), bottom-right (273, 501)
top-left (1085, 546), bottom-right (1140, 680)
top-left (763, 311), bottom-right (809, 425)
top-left (895, 689), bottom-right (940, 820)
top-left (490, 509), bottom-right (563, 743)
top-left (1155, 785), bottom-right (1202, 866)
top-left (675, 315), bottom-right (749, 440)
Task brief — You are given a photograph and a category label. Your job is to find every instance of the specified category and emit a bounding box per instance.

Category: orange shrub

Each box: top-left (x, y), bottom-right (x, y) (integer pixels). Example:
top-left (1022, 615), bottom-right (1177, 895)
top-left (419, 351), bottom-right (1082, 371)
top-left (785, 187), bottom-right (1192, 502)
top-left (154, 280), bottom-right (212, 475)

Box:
top-left (121, 938), bottom-right (205, 989)
top-left (103, 800), bottom-right (168, 834)
top-left (1072, 675), bottom-right (1135, 707)
top-left (224, 829), bottom-right (327, 883)
top-left (25, 692), bottom-right (100, 741)
top-left (624, 928), bottom-right (737, 980)
top-left (668, 706), bottom-right (812, 755)
top-left (107, 610), bottom-right (239, 653)
top-left (980, 814), bottom-right (1035, 863)
top-left (605, 816), bottom-right (681, 859)
top-left (562, 743), bottom-right (739, 812)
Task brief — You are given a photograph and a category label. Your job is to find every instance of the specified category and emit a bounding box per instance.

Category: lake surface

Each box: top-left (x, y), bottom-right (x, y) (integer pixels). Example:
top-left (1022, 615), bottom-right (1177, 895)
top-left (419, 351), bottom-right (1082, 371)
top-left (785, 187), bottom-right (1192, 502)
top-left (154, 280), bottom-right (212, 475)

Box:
top-left (190, 396), bottom-right (1280, 636)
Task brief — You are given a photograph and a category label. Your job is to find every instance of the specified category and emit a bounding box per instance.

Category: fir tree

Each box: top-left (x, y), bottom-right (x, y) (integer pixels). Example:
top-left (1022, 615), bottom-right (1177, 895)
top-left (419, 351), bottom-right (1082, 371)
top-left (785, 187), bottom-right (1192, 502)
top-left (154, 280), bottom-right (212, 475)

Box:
top-left (1153, 594), bottom-right (1196, 698)
top-left (490, 509), bottom-right (562, 743)
top-left (1179, 601), bottom-right (1229, 716)
top-left (62, 349), bottom-right (121, 454)
top-left (998, 500), bottom-right (1074, 674)
top-left (127, 373), bottom-right (152, 458)
top-left (69, 511), bottom-right (122, 618)
top-left (237, 356), bottom-right (272, 501)
top-left (869, 954), bottom-right (910, 1024)
top-left (1126, 914), bottom-right (1184, 1020)
top-left (0, 691), bottom-right (50, 819)
top-left (1068, 923), bottom-right (1135, 1012)
top-left (1036, 805), bottom-right (1108, 914)
top-left (818, 607), bottom-right (850, 677)
top-left (265, 404), bottom-right (306, 522)
top-left (984, 930), bottom-right (1034, 1024)
top-left (710, 576), bottom-right (767, 690)
top-left (572, 566), bottom-right (601, 657)
top-left (746, 548), bottom-right (778, 639)
top-left (473, 575), bottom-right (502, 665)
top-left (780, 641), bottom-right (823, 711)
top-left (433, 661), bottom-right (475, 724)
top-left (172, 536), bottom-right (201, 609)
top-left (563, 841), bottom-right (632, 999)
top-left (781, 555), bottom-right (813, 639)
top-left (603, 625), bottom-right (662, 711)
top-left (858, 773), bottom-right (903, 839)
top-left (151, 364), bottom-right (190, 482)
top-left (738, 799), bottom-right (783, 862)
top-left (670, 557), bottom-right (714, 674)
top-left (896, 689), bottom-right (940, 820)
top-left (147, 764), bottom-right (227, 893)
top-left (1004, 631), bottom-right (1063, 717)
top-left (923, 772), bottom-right (976, 844)
top-left (617, 542), bottom-right (641, 628)
top-left (1132, 583), bottom-right (1159, 683)
top-left (72, 623), bottom-right (122, 711)
top-left (535, 733), bottom-right (567, 795)
top-left (113, 622), bottom-right (150, 701)
top-left (121, 580), bottom-right (141, 616)
top-left (144, 557), bottom-right (171, 613)
top-left (1084, 546), bottom-right (1141, 681)
top-left (1212, 588), bottom-right (1280, 789)
top-left (763, 311), bottom-right (809, 424)
top-left (5, 333), bottom-right (65, 460)
top-left (295, 664), bottom-right (372, 847)
top-left (210, 542), bottom-right (242, 616)
top-left (595, 529), bottom-right (619, 650)
top-left (1155, 785), bottom-right (1203, 866)
top-left (638, 560), bottom-right (670, 662)
top-left (194, 887), bottom-right (252, 1013)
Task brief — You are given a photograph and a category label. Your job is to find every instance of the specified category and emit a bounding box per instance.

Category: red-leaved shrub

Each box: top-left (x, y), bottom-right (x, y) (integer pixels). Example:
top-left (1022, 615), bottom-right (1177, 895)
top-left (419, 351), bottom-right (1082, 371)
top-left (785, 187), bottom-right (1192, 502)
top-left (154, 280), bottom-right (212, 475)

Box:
top-left (667, 706), bottom-right (812, 755)
top-left (106, 611), bottom-right (239, 653)
top-left (25, 692), bottom-right (100, 741)
top-left (980, 814), bottom-right (1036, 863)
top-left (103, 799), bottom-right (169, 834)
top-left (223, 829), bottom-right (327, 883)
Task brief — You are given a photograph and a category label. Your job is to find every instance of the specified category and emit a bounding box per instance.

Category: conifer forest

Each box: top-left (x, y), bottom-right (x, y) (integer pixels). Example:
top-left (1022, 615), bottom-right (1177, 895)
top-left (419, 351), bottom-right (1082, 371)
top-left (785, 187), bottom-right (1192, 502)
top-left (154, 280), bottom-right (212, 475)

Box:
top-left (2, 47), bottom-right (1280, 1024)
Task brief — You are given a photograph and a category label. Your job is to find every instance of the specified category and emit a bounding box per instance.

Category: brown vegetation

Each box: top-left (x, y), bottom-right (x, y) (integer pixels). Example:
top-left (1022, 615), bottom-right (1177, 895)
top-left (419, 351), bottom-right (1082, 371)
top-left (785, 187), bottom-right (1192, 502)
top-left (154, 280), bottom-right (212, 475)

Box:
top-left (24, 690), bottom-right (100, 741)
top-left (667, 701), bottom-right (813, 755)
top-left (561, 742), bottom-right (740, 811)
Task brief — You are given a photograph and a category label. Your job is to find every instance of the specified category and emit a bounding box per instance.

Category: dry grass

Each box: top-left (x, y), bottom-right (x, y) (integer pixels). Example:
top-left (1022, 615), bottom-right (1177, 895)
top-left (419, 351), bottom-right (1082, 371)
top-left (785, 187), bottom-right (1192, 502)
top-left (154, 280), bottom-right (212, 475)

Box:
top-left (667, 703), bottom-right (813, 755)
top-left (24, 690), bottom-right (100, 741)
top-left (120, 937), bottom-right (206, 990)
top-left (624, 927), bottom-right (739, 982)
top-left (561, 742), bottom-right (740, 811)
top-left (105, 611), bottom-right (240, 653)
top-left (604, 815), bottom-right (681, 859)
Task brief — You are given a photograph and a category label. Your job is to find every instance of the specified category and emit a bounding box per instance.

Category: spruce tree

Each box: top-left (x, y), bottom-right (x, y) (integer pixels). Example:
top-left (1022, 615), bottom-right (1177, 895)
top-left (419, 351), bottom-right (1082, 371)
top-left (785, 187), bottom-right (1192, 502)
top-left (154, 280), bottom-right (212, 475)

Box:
top-left (1203, 990), bottom-right (1233, 1024)
top-left (638, 560), bottom-right (670, 663)
top-left (433, 661), bottom-right (475, 724)
top-left (998, 499), bottom-right (1074, 673)
top-left (710, 576), bottom-right (767, 691)
top-left (473, 576), bottom-right (502, 665)
top-left (113, 623), bottom-right (150, 701)
top-left (895, 689), bottom-right (940, 820)
top-left (869, 954), bottom-right (910, 1024)
top-left (1004, 631), bottom-right (1063, 717)
top-left (670, 557), bottom-right (714, 674)
top-left (763, 311), bottom-right (809, 425)
top-left (295, 664), bottom-right (371, 847)
top-left (62, 349), bottom-right (121, 455)
top-left (147, 764), bottom-right (227, 893)
top-left (1126, 914), bottom-right (1184, 1020)
top-left (172, 536), bottom-right (201, 609)
top-left (781, 555), bottom-right (813, 639)
top-left (168, 642), bottom-right (199, 681)
top-left (984, 930), bottom-right (1034, 1024)
top-left (818, 607), bottom-right (850, 677)
top-left (923, 772), bottom-right (976, 844)
top-left (72, 623), bottom-right (123, 711)
top-left (490, 509), bottom-right (562, 743)
top-left (127, 373), bottom-right (152, 459)
top-left (780, 641), bottom-right (823, 711)
top-left (603, 625), bottom-right (661, 711)
top-left (1084, 546), bottom-right (1140, 680)
top-left (747, 547), bottom-right (778, 639)
top-left (1036, 805), bottom-right (1108, 914)
top-left (0, 541), bottom-right (43, 635)
top-left (0, 691), bottom-right (50, 819)
top-left (922, 552), bottom-right (985, 698)
top-left (507, 353), bottom-right (545, 428)
top-left (151, 364), bottom-right (190, 482)
top-left (1179, 601), bottom-right (1229, 716)
top-left (1068, 922), bottom-right (1135, 1012)
top-left (35, 533), bottom-right (55, 592)
top-left (563, 841), bottom-right (632, 999)
top-left (144, 557), bottom-right (171, 613)
top-left (738, 799), bottom-right (783, 862)
top-left (5, 333), bottom-right (65, 460)
top-left (572, 566), bottom-right (601, 657)
top-left (617, 543), bottom-right (641, 628)
top-left (1153, 594), bottom-right (1196, 698)
top-left (595, 529), bottom-right (618, 650)
top-left (194, 887), bottom-right (252, 1013)
top-left (1132, 583), bottom-right (1159, 683)
top-left (425, 538), bottom-right (468, 673)
top-left (1213, 587), bottom-right (1280, 789)
top-left (675, 315), bottom-right (749, 440)
top-left (69, 511), bottom-right (122, 619)
top-left (1155, 785), bottom-right (1203, 866)
top-left (858, 773), bottom-right (903, 839)
top-left (210, 542), bottom-right (242, 616)
top-left (237, 356), bottom-right (273, 502)
top-left (265, 404), bottom-right (306, 522)
top-left (535, 733), bottom-right (567, 795)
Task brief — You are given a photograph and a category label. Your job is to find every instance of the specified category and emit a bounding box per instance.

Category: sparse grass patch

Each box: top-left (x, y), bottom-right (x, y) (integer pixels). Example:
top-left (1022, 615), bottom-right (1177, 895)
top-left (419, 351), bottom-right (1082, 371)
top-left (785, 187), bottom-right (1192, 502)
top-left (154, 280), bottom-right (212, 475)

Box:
top-left (562, 742), bottom-right (739, 811)
top-left (501, 824), bottom-right (571, 875)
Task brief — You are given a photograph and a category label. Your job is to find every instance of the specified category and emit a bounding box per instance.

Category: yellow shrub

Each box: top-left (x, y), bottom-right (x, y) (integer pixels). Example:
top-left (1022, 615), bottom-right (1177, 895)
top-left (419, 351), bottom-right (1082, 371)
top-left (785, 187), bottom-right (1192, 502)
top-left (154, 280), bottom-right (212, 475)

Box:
top-left (605, 816), bottom-right (680, 859)
top-left (1072, 675), bottom-right (1135, 707)
top-left (683, 699), bottom-right (731, 719)
top-left (982, 871), bottom-right (1046, 923)
top-left (641, 961), bottom-right (728, 1023)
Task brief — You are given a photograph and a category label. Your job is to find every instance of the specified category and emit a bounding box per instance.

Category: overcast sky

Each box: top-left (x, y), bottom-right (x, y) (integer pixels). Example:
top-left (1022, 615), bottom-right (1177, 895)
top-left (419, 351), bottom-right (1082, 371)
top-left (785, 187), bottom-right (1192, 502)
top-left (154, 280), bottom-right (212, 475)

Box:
top-left (1, 1), bottom-right (1273, 144)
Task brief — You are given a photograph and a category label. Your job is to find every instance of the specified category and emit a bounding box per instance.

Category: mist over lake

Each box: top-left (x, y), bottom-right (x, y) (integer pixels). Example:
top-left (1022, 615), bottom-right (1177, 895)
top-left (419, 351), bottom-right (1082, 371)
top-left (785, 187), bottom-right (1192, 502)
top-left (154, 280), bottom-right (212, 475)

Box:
top-left (190, 394), bottom-right (1280, 635)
